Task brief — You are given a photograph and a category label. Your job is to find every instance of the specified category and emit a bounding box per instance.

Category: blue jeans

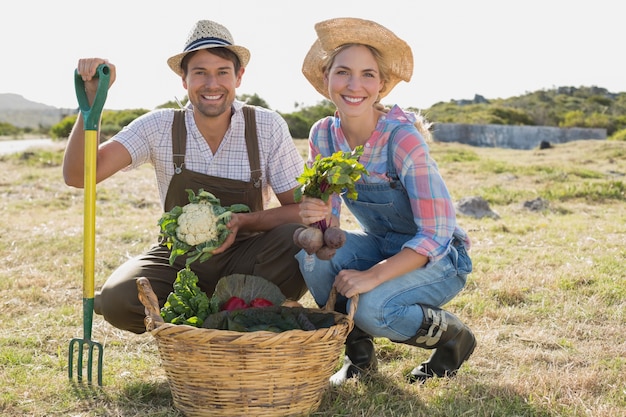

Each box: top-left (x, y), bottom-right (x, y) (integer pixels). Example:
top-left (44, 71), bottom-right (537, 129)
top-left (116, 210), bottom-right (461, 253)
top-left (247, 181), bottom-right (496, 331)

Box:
top-left (295, 231), bottom-right (472, 341)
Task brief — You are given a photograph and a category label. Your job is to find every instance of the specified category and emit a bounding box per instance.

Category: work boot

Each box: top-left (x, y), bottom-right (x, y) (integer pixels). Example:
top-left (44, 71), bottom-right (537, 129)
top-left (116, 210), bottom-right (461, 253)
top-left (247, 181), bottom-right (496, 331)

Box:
top-left (402, 305), bottom-right (476, 383)
top-left (330, 326), bottom-right (378, 385)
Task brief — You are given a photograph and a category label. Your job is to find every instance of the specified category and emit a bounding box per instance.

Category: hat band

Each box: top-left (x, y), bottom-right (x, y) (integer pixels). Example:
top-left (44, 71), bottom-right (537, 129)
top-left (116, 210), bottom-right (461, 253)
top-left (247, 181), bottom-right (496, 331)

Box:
top-left (184, 37), bottom-right (233, 52)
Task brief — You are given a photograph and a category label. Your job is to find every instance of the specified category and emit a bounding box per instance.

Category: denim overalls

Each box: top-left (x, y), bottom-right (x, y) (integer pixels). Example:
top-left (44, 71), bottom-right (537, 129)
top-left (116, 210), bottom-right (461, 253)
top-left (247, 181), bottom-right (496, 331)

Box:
top-left (295, 125), bottom-right (472, 341)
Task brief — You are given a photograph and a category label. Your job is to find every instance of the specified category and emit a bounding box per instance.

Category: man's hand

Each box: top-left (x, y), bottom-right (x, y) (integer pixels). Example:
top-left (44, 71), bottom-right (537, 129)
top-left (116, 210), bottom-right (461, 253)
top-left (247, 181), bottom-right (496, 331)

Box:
top-left (210, 212), bottom-right (243, 255)
top-left (76, 58), bottom-right (117, 101)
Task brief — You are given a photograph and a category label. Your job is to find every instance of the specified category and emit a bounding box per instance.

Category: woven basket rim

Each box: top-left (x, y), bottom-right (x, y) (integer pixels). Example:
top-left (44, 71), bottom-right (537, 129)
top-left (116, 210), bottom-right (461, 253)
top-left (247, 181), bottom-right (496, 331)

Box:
top-left (147, 307), bottom-right (352, 347)
top-left (151, 308), bottom-right (348, 332)
top-left (137, 276), bottom-right (358, 336)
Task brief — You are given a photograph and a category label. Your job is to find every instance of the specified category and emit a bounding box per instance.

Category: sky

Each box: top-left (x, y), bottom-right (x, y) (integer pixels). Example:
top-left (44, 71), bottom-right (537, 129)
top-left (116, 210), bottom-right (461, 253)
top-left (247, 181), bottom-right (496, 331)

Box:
top-left (1, 0), bottom-right (622, 114)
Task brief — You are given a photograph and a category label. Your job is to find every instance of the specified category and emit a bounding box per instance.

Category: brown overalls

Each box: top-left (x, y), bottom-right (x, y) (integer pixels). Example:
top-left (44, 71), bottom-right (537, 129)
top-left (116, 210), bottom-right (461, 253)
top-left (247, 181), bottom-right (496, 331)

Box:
top-left (95, 107), bottom-right (307, 333)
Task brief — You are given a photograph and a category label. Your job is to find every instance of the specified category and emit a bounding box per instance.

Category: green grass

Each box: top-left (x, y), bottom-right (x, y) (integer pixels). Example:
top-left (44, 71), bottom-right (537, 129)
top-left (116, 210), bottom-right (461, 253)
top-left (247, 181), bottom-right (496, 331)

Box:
top-left (0, 139), bottom-right (624, 416)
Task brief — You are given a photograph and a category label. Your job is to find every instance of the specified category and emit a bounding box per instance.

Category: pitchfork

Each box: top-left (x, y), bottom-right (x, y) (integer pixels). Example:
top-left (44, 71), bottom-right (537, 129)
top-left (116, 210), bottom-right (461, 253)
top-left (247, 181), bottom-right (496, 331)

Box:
top-left (68, 64), bottom-right (110, 386)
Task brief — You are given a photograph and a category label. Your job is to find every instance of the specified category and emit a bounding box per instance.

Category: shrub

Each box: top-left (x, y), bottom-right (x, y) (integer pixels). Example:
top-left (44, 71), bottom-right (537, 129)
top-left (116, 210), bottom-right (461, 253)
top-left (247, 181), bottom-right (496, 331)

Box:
top-left (609, 128), bottom-right (626, 141)
top-left (49, 115), bottom-right (77, 140)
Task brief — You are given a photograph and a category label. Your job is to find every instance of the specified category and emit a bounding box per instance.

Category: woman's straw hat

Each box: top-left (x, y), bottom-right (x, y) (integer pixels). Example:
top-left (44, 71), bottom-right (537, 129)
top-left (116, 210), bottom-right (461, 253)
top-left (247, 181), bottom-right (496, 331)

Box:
top-left (167, 20), bottom-right (251, 76)
top-left (302, 17), bottom-right (413, 100)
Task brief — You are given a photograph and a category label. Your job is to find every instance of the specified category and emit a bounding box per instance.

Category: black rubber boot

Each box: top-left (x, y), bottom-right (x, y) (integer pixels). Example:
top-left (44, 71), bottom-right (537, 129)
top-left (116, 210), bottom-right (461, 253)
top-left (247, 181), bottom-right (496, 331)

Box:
top-left (330, 326), bottom-right (378, 384)
top-left (403, 305), bottom-right (476, 383)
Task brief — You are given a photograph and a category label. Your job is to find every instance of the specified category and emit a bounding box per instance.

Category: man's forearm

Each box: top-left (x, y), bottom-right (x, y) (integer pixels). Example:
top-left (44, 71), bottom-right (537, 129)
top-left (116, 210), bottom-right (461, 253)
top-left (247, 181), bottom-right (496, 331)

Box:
top-left (240, 203), bottom-right (303, 232)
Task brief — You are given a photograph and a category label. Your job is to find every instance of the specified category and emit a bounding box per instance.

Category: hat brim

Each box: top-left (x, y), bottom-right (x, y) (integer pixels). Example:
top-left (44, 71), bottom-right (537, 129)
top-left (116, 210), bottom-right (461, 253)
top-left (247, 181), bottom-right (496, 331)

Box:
top-left (167, 45), bottom-right (251, 77)
top-left (302, 18), bottom-right (413, 100)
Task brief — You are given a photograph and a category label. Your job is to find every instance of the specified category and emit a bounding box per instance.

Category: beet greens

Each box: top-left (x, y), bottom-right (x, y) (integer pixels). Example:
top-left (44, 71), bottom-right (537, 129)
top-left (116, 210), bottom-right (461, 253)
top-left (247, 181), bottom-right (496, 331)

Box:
top-left (294, 146), bottom-right (368, 232)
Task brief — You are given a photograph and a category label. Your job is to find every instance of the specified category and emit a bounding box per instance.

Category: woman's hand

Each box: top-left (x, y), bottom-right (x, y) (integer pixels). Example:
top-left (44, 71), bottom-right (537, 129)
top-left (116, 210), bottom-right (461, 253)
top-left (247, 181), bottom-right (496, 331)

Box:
top-left (334, 249), bottom-right (429, 298)
top-left (299, 196), bottom-right (331, 226)
top-left (333, 268), bottom-right (381, 299)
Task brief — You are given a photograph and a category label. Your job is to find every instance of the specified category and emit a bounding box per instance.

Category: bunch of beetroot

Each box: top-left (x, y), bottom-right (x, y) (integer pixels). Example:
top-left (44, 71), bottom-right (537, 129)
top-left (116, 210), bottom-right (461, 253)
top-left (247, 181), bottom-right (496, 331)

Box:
top-left (293, 146), bottom-right (368, 259)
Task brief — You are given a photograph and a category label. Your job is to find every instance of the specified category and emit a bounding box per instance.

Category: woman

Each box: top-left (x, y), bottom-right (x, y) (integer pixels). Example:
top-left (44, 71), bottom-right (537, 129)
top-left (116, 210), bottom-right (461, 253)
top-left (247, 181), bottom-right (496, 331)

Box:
top-left (296, 18), bottom-right (476, 384)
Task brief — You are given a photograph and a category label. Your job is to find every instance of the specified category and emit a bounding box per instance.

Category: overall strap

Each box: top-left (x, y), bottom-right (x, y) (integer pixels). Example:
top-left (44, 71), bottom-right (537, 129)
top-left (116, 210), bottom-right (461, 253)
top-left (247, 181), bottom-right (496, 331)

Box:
top-left (171, 107), bottom-right (261, 187)
top-left (327, 119), bottom-right (336, 154)
top-left (328, 118), bottom-right (402, 189)
top-left (171, 109), bottom-right (186, 174)
top-left (243, 105), bottom-right (262, 188)
top-left (386, 125), bottom-right (403, 188)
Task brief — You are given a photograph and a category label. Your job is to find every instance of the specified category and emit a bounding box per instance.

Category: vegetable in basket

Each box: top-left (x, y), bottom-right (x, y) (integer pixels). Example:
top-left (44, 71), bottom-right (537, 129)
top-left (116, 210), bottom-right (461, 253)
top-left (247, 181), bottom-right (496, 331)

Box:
top-left (293, 146), bottom-right (368, 259)
top-left (160, 270), bottom-right (335, 332)
top-left (202, 305), bottom-right (336, 332)
top-left (160, 266), bottom-right (218, 327)
top-left (158, 188), bottom-right (250, 265)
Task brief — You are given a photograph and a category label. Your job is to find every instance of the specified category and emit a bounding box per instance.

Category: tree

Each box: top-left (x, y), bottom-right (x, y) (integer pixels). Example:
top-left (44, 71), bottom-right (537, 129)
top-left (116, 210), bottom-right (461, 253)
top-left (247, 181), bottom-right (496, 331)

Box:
top-left (238, 93), bottom-right (270, 109)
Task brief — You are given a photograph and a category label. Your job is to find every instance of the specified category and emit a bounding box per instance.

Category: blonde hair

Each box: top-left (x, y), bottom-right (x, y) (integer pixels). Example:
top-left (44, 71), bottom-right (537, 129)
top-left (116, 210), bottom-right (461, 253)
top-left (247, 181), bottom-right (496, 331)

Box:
top-left (324, 43), bottom-right (432, 142)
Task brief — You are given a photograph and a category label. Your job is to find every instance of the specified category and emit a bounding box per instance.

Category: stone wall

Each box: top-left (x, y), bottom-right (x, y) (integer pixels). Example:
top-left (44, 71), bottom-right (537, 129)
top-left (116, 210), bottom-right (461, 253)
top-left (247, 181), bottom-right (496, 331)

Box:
top-left (432, 123), bottom-right (607, 150)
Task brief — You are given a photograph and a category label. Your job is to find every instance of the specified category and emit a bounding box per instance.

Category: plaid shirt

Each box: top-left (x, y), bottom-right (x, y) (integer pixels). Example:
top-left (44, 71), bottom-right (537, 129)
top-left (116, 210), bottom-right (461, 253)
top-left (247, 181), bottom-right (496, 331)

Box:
top-left (113, 100), bottom-right (303, 209)
top-left (307, 105), bottom-right (469, 264)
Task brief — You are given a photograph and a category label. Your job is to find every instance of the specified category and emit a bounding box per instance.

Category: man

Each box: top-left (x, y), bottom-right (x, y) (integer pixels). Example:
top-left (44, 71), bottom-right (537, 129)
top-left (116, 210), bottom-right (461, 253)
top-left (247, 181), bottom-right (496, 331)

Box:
top-left (63, 20), bottom-right (308, 334)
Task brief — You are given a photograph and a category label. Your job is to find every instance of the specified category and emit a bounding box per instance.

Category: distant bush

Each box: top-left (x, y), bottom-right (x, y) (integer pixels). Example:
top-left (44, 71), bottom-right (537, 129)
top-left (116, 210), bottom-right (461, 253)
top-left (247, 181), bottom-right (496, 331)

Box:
top-left (0, 121), bottom-right (20, 137)
top-left (238, 93), bottom-right (270, 109)
top-left (281, 113), bottom-right (310, 139)
top-left (49, 109), bottom-right (150, 141)
top-left (104, 109), bottom-right (149, 130)
top-left (282, 100), bottom-right (336, 139)
top-left (489, 107), bottom-right (534, 125)
top-left (49, 115), bottom-right (76, 140)
top-left (609, 128), bottom-right (626, 141)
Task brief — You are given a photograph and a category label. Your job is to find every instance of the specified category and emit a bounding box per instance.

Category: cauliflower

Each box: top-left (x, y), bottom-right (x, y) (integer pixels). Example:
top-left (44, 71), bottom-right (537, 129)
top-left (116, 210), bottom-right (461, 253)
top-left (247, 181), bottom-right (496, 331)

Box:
top-left (158, 189), bottom-right (250, 265)
top-left (176, 201), bottom-right (223, 245)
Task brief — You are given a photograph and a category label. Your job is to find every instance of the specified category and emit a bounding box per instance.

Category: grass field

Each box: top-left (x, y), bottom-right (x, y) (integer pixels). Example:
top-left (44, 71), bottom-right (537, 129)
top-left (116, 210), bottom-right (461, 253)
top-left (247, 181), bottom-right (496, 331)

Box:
top-left (0, 138), bottom-right (624, 416)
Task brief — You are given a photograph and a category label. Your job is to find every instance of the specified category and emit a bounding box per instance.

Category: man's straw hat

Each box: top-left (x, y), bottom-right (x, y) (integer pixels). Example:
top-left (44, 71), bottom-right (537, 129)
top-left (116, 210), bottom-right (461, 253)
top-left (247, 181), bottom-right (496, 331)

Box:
top-left (302, 18), bottom-right (413, 100)
top-left (167, 20), bottom-right (251, 76)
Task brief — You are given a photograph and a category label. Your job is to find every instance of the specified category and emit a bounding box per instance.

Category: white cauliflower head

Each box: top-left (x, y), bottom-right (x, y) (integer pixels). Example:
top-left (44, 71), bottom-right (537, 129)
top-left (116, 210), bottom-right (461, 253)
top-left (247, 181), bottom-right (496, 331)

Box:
top-left (158, 188), bottom-right (250, 265)
top-left (175, 202), bottom-right (221, 246)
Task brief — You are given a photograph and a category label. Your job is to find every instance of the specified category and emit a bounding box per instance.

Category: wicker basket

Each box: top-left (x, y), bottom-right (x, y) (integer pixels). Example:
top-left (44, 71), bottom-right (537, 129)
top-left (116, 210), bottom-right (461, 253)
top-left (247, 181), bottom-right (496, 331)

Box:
top-left (136, 277), bottom-right (356, 417)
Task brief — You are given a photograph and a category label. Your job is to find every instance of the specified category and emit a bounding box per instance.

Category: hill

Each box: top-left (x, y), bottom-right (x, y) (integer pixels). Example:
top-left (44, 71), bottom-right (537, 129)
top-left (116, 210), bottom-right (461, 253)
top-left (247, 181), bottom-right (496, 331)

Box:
top-left (423, 86), bottom-right (626, 136)
top-left (0, 93), bottom-right (76, 129)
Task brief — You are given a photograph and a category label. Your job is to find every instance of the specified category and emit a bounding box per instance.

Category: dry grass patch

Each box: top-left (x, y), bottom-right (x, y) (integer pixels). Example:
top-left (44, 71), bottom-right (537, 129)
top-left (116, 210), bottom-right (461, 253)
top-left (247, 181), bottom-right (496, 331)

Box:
top-left (0, 139), bottom-right (624, 416)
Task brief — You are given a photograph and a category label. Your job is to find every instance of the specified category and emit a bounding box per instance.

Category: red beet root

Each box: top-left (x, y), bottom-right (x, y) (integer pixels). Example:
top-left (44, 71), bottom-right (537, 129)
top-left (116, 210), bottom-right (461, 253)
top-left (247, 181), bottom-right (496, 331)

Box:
top-left (249, 297), bottom-right (274, 307)
top-left (221, 296), bottom-right (248, 311)
top-left (315, 245), bottom-right (337, 260)
top-left (295, 227), bottom-right (324, 255)
top-left (323, 226), bottom-right (346, 249)
top-left (293, 227), bottom-right (305, 246)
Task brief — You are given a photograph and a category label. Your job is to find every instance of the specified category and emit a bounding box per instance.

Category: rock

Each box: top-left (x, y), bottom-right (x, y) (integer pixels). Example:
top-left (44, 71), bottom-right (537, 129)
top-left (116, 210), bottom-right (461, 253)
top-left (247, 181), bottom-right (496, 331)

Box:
top-left (538, 141), bottom-right (552, 150)
top-left (523, 197), bottom-right (549, 211)
top-left (455, 196), bottom-right (500, 219)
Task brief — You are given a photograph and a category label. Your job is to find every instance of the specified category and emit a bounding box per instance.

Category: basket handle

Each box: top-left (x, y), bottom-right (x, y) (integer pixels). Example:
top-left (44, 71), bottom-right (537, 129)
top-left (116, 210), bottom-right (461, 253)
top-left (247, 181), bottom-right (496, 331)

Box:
top-left (324, 286), bottom-right (358, 320)
top-left (136, 277), bottom-right (165, 330)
